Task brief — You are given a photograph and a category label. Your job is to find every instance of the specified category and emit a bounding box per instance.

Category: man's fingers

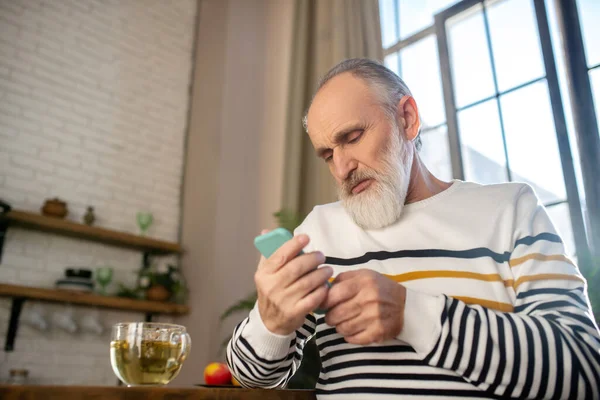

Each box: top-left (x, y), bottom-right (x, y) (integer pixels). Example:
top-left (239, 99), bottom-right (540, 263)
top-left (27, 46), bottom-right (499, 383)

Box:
top-left (344, 318), bottom-right (391, 345)
top-left (333, 312), bottom-right (364, 337)
top-left (295, 284), bottom-right (329, 316)
top-left (331, 269), bottom-right (362, 283)
top-left (344, 329), bottom-right (372, 345)
top-left (287, 266), bottom-right (333, 298)
top-left (321, 276), bottom-right (360, 310)
top-left (264, 234), bottom-right (310, 272)
top-left (279, 251), bottom-right (326, 287)
top-left (324, 297), bottom-right (361, 327)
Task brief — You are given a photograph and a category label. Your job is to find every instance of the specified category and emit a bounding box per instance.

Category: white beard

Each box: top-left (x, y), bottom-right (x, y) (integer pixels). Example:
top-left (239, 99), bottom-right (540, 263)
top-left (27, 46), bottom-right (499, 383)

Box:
top-left (338, 129), bottom-right (413, 230)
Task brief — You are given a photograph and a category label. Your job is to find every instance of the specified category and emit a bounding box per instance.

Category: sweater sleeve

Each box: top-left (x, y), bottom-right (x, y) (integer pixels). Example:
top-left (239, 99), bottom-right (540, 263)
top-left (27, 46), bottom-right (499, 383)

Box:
top-left (226, 305), bottom-right (317, 388)
top-left (398, 184), bottom-right (600, 399)
top-left (226, 214), bottom-right (320, 388)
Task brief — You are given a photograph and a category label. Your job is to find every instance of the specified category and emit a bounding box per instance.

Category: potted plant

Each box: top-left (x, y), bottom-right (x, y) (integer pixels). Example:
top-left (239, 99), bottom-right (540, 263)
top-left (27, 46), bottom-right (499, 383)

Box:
top-left (140, 263), bottom-right (187, 303)
top-left (116, 262), bottom-right (187, 303)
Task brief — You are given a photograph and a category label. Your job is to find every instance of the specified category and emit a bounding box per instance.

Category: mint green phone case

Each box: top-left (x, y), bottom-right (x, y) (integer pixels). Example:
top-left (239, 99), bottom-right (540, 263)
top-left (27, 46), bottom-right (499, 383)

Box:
top-left (253, 227), bottom-right (302, 259)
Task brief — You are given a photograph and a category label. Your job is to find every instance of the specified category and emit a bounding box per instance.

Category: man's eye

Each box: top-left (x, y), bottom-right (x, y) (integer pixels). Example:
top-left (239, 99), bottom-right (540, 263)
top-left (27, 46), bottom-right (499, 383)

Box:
top-left (325, 155), bottom-right (333, 162)
top-left (348, 131), bottom-right (363, 144)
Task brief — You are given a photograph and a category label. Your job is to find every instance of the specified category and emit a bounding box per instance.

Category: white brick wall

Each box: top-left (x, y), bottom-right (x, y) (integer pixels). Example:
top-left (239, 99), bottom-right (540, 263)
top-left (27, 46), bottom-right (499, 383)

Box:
top-left (0, 0), bottom-right (196, 385)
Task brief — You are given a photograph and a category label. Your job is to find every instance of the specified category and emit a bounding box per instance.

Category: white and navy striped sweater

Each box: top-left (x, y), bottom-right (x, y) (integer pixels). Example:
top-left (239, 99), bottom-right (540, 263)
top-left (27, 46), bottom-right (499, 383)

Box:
top-left (227, 181), bottom-right (600, 399)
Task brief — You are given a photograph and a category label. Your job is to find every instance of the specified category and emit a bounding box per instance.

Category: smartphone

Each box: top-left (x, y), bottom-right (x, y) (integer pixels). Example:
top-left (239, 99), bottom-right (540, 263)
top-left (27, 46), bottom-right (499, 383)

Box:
top-left (254, 227), bottom-right (304, 259)
top-left (254, 228), bottom-right (330, 314)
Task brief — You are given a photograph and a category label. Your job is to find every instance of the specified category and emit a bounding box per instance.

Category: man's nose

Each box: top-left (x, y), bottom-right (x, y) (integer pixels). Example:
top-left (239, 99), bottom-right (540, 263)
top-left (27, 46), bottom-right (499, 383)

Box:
top-left (332, 149), bottom-right (357, 182)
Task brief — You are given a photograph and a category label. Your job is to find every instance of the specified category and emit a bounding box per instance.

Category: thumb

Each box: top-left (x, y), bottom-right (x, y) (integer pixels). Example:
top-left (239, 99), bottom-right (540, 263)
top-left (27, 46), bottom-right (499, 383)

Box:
top-left (333, 269), bottom-right (362, 283)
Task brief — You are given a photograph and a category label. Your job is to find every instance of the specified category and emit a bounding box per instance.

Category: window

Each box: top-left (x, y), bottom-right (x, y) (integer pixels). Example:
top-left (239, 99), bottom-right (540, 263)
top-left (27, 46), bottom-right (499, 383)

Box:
top-left (382, 2), bottom-right (455, 183)
top-left (397, 0), bottom-right (461, 39)
top-left (380, 0), bottom-right (600, 259)
top-left (578, 0), bottom-right (600, 128)
top-left (395, 35), bottom-right (452, 181)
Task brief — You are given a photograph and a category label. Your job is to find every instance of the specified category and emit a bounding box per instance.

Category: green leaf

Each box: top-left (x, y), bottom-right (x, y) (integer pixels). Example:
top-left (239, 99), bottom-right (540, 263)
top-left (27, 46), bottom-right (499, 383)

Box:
top-left (219, 292), bottom-right (258, 321)
top-left (273, 209), bottom-right (305, 232)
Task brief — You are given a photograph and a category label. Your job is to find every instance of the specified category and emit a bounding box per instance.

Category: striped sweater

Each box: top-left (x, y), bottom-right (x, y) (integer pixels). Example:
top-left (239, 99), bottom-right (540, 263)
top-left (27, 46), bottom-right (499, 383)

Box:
top-left (227, 181), bottom-right (600, 399)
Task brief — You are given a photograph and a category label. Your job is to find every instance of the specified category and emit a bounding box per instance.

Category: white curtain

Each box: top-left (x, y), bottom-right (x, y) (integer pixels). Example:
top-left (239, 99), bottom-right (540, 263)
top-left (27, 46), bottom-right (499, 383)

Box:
top-left (281, 0), bottom-right (384, 218)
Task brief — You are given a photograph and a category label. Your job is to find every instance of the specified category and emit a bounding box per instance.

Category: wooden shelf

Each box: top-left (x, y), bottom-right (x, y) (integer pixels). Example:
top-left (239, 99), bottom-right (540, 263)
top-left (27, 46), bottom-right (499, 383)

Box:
top-left (0, 209), bottom-right (188, 352)
top-left (0, 283), bottom-right (189, 315)
top-left (2, 210), bottom-right (182, 254)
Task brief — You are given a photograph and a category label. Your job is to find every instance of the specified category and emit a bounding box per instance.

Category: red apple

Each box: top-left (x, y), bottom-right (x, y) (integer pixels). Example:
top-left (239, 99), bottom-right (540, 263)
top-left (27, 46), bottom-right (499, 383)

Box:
top-left (204, 362), bottom-right (232, 386)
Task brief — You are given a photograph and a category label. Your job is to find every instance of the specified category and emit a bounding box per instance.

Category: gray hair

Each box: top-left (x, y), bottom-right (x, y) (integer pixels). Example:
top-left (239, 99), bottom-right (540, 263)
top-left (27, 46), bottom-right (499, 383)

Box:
top-left (303, 58), bottom-right (422, 150)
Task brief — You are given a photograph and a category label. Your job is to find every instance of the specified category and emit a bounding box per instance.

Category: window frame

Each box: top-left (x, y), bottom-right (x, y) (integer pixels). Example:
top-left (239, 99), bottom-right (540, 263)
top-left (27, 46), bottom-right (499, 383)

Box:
top-left (381, 0), bottom-right (597, 265)
top-left (559, 0), bottom-right (600, 264)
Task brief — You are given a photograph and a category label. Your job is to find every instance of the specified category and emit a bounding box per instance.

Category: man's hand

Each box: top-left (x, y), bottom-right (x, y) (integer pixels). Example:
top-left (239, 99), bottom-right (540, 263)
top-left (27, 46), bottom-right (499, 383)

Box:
top-left (255, 232), bottom-right (333, 336)
top-left (321, 269), bottom-right (406, 345)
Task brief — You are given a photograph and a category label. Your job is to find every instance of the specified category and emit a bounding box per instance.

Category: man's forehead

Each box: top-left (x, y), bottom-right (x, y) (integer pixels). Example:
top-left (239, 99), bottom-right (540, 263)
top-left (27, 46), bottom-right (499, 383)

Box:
top-left (307, 73), bottom-right (380, 137)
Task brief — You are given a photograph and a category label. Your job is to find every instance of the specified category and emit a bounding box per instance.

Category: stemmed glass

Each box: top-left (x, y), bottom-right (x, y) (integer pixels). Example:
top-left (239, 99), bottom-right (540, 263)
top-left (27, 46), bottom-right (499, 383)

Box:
top-left (96, 267), bottom-right (113, 296)
top-left (136, 212), bottom-right (154, 236)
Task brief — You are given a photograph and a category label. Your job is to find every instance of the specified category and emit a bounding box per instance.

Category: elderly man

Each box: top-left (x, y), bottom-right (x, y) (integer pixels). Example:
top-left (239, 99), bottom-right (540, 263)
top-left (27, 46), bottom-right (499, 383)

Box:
top-left (226, 59), bottom-right (600, 399)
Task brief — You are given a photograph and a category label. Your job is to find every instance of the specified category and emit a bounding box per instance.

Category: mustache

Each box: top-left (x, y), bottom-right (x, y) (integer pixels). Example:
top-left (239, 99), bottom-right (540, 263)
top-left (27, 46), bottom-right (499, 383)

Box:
top-left (341, 169), bottom-right (378, 194)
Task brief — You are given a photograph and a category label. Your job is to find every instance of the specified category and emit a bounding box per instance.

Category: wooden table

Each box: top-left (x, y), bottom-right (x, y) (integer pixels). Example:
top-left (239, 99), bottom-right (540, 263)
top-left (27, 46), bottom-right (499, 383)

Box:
top-left (0, 385), bottom-right (317, 399)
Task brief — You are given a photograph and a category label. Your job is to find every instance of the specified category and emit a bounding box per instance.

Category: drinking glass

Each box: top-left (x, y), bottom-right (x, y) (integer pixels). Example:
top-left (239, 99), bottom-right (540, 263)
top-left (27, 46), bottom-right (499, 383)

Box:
top-left (110, 322), bottom-right (191, 386)
top-left (95, 267), bottom-right (113, 296)
top-left (136, 212), bottom-right (154, 236)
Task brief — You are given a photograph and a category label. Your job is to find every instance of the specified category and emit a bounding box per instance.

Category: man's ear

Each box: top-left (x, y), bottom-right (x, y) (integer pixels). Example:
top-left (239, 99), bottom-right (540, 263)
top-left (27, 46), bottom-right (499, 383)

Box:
top-left (396, 96), bottom-right (420, 142)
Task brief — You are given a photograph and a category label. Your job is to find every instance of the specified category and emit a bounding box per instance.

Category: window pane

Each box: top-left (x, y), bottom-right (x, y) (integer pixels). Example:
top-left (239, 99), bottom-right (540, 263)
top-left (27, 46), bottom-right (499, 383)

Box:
top-left (545, 0), bottom-right (587, 206)
top-left (500, 81), bottom-right (567, 203)
top-left (399, 0), bottom-right (460, 39)
top-left (419, 125), bottom-right (453, 180)
top-left (486, 0), bottom-right (545, 92)
top-left (448, 5), bottom-right (496, 108)
top-left (399, 35), bottom-right (446, 127)
top-left (384, 52), bottom-right (400, 76)
top-left (458, 99), bottom-right (508, 184)
top-left (380, 0), bottom-right (399, 48)
top-left (590, 68), bottom-right (600, 135)
top-left (577, 0), bottom-right (600, 67)
top-left (546, 203), bottom-right (576, 256)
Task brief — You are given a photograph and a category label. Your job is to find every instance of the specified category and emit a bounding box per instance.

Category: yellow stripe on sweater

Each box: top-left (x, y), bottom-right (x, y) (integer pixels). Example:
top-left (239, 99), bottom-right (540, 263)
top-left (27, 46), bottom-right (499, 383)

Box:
top-left (329, 270), bottom-right (582, 294)
top-left (509, 253), bottom-right (575, 268)
top-left (382, 270), bottom-right (514, 287)
top-left (325, 271), bottom-right (583, 312)
top-left (453, 296), bottom-right (514, 312)
top-left (513, 273), bottom-right (584, 290)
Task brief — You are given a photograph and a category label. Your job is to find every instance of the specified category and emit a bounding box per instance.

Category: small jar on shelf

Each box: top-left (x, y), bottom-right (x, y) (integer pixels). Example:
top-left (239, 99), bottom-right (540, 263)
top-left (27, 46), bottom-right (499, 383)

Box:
top-left (7, 369), bottom-right (29, 385)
